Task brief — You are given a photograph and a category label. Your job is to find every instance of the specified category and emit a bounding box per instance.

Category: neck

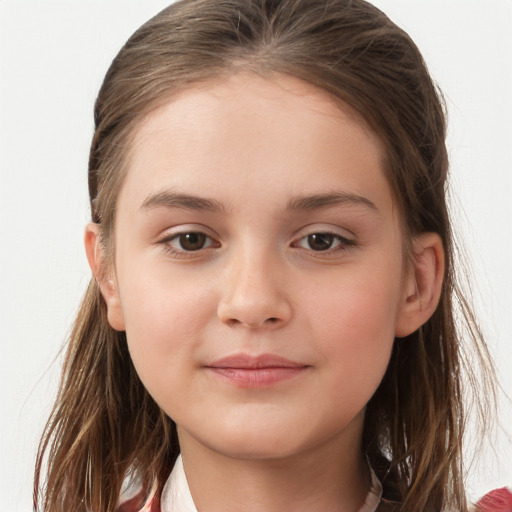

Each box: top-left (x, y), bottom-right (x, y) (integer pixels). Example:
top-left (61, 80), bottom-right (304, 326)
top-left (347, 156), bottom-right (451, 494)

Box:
top-left (177, 415), bottom-right (370, 512)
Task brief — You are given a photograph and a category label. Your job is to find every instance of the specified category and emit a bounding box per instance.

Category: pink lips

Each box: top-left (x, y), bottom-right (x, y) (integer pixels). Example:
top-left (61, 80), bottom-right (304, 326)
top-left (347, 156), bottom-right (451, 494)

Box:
top-left (206, 353), bottom-right (308, 387)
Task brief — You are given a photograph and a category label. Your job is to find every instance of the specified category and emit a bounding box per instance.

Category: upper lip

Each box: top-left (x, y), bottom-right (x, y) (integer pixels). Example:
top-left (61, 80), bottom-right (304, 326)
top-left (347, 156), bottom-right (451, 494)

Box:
top-left (207, 353), bottom-right (307, 369)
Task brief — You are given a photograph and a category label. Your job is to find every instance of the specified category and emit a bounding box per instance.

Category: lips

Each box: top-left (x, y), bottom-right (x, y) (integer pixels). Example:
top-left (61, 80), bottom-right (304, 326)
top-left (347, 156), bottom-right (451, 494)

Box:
top-left (206, 353), bottom-right (309, 387)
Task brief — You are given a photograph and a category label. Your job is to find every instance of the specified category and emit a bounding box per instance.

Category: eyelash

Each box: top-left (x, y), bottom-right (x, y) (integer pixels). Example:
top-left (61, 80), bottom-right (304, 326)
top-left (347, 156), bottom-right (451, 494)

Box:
top-left (158, 230), bottom-right (357, 258)
top-left (159, 231), bottom-right (220, 258)
top-left (291, 232), bottom-right (357, 256)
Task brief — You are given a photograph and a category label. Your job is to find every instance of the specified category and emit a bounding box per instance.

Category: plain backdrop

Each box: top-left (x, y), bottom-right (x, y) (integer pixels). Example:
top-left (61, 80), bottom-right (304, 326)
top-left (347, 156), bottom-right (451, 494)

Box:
top-left (1, 1), bottom-right (511, 510)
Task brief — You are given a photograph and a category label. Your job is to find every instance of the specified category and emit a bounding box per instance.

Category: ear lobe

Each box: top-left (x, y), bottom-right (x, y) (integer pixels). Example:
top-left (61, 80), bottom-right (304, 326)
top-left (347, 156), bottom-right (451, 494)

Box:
top-left (84, 223), bottom-right (126, 331)
top-left (395, 232), bottom-right (444, 338)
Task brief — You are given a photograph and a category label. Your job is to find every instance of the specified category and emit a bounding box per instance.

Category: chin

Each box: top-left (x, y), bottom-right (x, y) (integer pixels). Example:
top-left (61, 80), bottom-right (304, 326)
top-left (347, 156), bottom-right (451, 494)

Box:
top-left (195, 420), bottom-right (308, 461)
top-left (176, 404), bottom-right (364, 462)
top-left (213, 435), bottom-right (303, 461)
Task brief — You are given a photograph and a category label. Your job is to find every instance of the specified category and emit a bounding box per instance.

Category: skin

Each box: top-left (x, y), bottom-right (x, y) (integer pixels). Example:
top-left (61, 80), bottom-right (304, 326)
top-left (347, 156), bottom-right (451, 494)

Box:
top-left (86, 73), bottom-right (444, 512)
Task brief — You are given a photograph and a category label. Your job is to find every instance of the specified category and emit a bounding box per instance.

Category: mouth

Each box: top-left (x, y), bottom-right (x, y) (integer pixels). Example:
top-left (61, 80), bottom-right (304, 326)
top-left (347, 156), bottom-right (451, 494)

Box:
top-left (205, 353), bottom-right (309, 387)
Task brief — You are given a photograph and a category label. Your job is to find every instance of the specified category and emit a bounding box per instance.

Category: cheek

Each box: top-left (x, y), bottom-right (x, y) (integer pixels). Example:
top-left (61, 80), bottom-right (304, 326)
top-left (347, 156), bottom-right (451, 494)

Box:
top-left (121, 261), bottom-right (215, 332)
top-left (304, 264), bottom-right (402, 390)
top-left (117, 269), bottom-right (217, 389)
top-left (306, 262), bottom-right (403, 338)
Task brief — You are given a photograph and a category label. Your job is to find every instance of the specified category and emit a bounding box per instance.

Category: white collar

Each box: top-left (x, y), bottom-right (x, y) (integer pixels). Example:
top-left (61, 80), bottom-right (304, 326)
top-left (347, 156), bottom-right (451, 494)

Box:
top-left (161, 455), bottom-right (197, 512)
top-left (161, 454), bottom-right (383, 512)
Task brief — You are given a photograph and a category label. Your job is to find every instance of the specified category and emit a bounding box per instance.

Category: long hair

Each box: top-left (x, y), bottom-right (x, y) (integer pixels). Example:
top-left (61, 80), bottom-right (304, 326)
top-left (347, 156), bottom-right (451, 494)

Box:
top-left (34, 1), bottom-right (496, 510)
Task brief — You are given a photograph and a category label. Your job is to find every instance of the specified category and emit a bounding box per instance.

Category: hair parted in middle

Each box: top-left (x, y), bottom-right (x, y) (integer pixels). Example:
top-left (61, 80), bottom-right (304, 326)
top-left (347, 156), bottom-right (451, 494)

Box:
top-left (35, 1), bottom-right (496, 511)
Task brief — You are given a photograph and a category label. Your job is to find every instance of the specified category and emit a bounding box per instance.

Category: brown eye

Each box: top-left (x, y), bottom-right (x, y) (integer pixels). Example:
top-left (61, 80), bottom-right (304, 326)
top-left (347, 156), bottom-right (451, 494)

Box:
top-left (178, 232), bottom-right (207, 251)
top-left (293, 231), bottom-right (356, 255)
top-left (307, 233), bottom-right (335, 251)
top-left (162, 230), bottom-right (220, 257)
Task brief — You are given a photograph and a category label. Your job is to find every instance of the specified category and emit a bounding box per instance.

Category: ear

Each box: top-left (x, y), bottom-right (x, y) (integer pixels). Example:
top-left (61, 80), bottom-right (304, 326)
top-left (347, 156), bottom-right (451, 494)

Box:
top-left (84, 223), bottom-right (126, 331)
top-left (395, 232), bottom-right (444, 338)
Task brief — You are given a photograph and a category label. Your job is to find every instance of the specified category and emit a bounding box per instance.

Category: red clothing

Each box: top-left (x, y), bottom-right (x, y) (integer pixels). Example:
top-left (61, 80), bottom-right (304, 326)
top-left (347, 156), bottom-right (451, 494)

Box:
top-left (118, 485), bottom-right (512, 511)
top-left (118, 494), bottom-right (159, 512)
top-left (476, 487), bottom-right (512, 512)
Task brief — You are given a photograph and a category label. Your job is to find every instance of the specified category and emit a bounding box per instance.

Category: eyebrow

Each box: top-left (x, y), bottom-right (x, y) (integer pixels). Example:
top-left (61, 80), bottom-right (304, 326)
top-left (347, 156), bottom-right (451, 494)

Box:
top-left (141, 191), bottom-right (226, 213)
top-left (140, 190), bottom-right (377, 214)
top-left (287, 191), bottom-right (378, 212)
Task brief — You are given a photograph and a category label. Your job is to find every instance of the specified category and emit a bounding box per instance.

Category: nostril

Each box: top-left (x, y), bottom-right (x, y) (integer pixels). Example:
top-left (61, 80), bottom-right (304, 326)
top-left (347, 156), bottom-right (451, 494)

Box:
top-left (224, 317), bottom-right (280, 328)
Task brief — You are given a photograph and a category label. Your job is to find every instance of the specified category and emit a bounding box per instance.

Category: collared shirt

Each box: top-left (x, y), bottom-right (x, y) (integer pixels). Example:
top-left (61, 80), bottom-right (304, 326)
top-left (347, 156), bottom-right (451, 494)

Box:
top-left (159, 455), bottom-right (382, 512)
top-left (118, 456), bottom-right (512, 512)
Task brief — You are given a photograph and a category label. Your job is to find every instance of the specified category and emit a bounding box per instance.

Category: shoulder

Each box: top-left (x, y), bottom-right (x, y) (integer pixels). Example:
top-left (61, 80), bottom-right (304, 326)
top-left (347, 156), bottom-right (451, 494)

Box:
top-left (471, 487), bottom-right (512, 512)
top-left (118, 493), bottom-right (161, 512)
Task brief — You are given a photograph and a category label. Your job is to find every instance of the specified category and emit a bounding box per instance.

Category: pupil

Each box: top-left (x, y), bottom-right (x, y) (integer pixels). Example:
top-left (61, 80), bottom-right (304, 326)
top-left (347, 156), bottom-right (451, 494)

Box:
top-left (308, 233), bottom-right (334, 251)
top-left (180, 232), bottom-right (206, 251)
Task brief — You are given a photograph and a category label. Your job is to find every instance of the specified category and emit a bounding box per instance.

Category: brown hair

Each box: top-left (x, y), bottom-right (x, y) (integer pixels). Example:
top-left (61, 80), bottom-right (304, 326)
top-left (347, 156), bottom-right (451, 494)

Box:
top-left (34, 1), bottom-right (496, 510)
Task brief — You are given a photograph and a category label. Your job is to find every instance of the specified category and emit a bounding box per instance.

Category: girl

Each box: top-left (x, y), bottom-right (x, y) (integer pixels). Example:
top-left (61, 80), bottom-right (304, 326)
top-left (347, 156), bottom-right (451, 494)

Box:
top-left (33, 0), bottom-right (509, 511)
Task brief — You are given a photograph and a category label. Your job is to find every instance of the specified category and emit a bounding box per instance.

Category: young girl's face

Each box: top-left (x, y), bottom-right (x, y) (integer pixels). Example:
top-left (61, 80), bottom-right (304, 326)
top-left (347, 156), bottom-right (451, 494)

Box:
top-left (96, 73), bottom-right (420, 461)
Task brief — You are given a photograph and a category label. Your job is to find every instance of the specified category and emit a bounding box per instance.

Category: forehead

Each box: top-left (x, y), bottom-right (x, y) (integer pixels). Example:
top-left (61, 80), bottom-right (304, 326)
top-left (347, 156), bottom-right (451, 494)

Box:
top-left (120, 72), bottom-right (393, 216)
top-left (131, 72), bottom-right (381, 158)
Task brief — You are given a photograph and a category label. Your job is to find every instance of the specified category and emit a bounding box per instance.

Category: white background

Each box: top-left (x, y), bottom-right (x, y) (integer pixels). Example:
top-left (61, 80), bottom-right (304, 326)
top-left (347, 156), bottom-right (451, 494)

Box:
top-left (1, 1), bottom-right (511, 510)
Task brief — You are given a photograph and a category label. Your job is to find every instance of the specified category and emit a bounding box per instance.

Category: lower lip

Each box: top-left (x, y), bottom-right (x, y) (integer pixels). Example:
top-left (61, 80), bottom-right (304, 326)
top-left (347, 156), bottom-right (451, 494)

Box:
top-left (208, 367), bottom-right (307, 387)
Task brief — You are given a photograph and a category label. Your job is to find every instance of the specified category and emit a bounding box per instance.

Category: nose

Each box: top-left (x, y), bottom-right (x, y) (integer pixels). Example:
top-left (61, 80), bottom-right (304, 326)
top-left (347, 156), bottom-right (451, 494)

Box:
top-left (217, 249), bottom-right (292, 329)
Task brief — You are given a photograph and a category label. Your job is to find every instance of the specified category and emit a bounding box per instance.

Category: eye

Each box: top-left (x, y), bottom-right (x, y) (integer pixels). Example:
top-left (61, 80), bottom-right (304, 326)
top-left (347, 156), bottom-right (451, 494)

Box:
top-left (293, 232), bottom-right (355, 253)
top-left (174, 232), bottom-right (209, 251)
top-left (161, 231), bottom-right (219, 254)
top-left (303, 233), bottom-right (337, 251)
